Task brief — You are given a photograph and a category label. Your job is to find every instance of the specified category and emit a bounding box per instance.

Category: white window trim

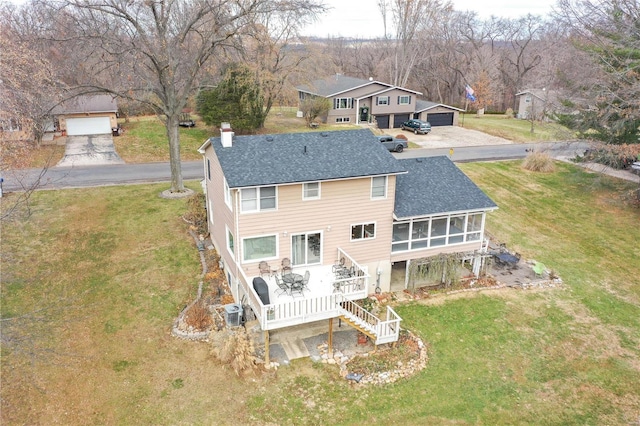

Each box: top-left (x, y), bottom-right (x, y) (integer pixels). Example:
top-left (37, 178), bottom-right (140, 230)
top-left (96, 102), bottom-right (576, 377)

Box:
top-left (291, 231), bottom-right (323, 266)
top-left (391, 212), bottom-right (487, 252)
top-left (241, 233), bottom-right (279, 263)
top-left (335, 117), bottom-right (351, 123)
top-left (371, 176), bottom-right (387, 199)
top-left (240, 185), bottom-right (277, 213)
top-left (226, 226), bottom-right (235, 255)
top-left (398, 95), bottom-right (411, 105)
top-left (334, 97), bottom-right (353, 109)
top-left (350, 222), bottom-right (376, 241)
top-left (224, 178), bottom-right (232, 209)
top-left (377, 96), bottom-right (389, 106)
top-left (302, 182), bottom-right (321, 200)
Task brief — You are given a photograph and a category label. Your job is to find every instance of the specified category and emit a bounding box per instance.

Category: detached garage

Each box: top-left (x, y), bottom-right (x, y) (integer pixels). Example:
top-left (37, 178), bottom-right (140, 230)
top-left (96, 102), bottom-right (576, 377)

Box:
top-left (414, 100), bottom-right (462, 127)
top-left (54, 95), bottom-right (119, 136)
top-left (66, 116), bottom-right (112, 136)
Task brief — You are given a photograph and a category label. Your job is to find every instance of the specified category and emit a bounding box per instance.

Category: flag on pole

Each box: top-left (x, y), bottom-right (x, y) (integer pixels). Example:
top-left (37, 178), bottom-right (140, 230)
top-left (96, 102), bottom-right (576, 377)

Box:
top-left (465, 84), bottom-right (476, 102)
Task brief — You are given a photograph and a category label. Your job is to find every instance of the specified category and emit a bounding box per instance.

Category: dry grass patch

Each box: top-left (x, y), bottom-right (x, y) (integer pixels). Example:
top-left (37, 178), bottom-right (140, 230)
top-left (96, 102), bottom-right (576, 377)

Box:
top-left (522, 151), bottom-right (556, 172)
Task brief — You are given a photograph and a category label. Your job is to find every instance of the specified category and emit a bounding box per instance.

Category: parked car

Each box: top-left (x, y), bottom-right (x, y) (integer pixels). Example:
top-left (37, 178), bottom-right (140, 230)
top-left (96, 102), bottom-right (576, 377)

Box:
top-left (401, 119), bottom-right (431, 134)
top-left (378, 135), bottom-right (408, 153)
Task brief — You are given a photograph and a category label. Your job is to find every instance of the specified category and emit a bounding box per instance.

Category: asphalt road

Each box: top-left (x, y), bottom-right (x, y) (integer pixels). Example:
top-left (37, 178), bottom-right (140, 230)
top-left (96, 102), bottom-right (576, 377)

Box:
top-left (1, 141), bottom-right (591, 192)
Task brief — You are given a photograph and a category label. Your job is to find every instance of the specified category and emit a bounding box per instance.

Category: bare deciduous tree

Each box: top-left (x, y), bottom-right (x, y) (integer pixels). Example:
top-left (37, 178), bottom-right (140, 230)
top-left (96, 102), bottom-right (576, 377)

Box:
top-left (40, 0), bottom-right (324, 193)
top-left (378, 0), bottom-right (451, 87)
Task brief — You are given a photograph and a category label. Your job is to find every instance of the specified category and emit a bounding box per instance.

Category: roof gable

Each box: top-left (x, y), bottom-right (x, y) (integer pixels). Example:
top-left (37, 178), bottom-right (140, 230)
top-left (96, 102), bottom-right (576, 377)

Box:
top-left (297, 74), bottom-right (421, 98)
top-left (394, 157), bottom-right (497, 218)
top-left (415, 99), bottom-right (464, 113)
top-left (211, 129), bottom-right (407, 188)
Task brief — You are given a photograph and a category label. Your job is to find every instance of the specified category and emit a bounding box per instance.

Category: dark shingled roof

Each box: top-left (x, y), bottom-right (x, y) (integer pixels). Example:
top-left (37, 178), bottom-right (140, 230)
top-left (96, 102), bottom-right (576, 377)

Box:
top-left (210, 129), bottom-right (407, 188)
top-left (415, 99), bottom-right (464, 113)
top-left (394, 157), bottom-right (497, 219)
top-left (297, 75), bottom-right (383, 97)
top-left (53, 95), bottom-right (118, 114)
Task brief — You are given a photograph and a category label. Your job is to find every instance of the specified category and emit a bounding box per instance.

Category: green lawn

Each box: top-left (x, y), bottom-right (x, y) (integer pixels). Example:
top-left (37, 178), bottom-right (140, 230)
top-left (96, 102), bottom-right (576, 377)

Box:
top-left (460, 113), bottom-right (577, 142)
top-left (2, 162), bottom-right (639, 424)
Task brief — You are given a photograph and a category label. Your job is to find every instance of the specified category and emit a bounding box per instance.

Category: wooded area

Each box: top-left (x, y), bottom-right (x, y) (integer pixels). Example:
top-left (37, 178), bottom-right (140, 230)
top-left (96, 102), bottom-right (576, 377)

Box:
top-left (1, 0), bottom-right (639, 184)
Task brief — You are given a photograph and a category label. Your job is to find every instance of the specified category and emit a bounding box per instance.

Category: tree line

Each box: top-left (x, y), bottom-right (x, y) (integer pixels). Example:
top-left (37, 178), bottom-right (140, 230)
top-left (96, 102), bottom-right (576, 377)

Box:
top-left (1, 0), bottom-right (638, 192)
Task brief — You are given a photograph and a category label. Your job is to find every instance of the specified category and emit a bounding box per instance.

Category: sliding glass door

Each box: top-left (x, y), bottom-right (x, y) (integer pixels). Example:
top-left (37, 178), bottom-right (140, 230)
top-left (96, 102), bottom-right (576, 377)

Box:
top-left (291, 232), bottom-right (321, 266)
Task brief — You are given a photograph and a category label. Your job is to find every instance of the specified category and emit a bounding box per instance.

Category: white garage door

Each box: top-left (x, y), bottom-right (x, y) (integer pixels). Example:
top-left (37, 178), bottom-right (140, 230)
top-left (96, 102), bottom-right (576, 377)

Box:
top-left (66, 117), bottom-right (112, 136)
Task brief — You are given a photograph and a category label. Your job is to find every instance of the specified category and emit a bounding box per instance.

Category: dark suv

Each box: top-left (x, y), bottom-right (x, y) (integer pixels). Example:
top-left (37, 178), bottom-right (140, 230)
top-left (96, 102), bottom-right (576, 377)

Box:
top-left (401, 119), bottom-right (431, 134)
top-left (378, 135), bottom-right (408, 153)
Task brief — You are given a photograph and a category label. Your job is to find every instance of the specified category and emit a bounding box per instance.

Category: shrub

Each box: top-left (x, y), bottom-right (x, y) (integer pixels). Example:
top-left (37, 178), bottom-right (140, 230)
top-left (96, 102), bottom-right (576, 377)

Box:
top-left (581, 143), bottom-right (640, 169)
top-left (522, 151), bottom-right (556, 173)
top-left (212, 329), bottom-right (257, 375)
top-left (183, 192), bottom-right (207, 235)
top-left (184, 301), bottom-right (213, 331)
top-left (505, 108), bottom-right (514, 118)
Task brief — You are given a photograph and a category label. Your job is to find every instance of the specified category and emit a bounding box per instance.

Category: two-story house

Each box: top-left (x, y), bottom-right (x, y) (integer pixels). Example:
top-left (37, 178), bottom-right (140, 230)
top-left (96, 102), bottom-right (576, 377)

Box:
top-left (296, 74), bottom-right (462, 129)
top-left (198, 126), bottom-right (496, 350)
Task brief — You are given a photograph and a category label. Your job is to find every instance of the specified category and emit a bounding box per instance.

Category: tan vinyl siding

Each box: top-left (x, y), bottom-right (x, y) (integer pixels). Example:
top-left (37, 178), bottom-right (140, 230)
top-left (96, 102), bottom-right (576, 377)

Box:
top-left (205, 146), bottom-right (237, 270)
top-left (236, 176), bottom-right (397, 273)
top-left (369, 88), bottom-right (416, 115)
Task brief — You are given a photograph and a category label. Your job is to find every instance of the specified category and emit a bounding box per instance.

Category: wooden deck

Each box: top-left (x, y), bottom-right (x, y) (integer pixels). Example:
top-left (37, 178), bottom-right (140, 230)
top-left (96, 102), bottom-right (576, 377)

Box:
top-left (238, 249), bottom-right (401, 344)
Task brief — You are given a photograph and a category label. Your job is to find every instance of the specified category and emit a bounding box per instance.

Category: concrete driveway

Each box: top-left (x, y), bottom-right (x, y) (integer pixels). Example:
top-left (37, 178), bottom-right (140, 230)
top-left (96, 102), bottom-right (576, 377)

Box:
top-left (56, 134), bottom-right (125, 167)
top-left (384, 126), bottom-right (513, 149)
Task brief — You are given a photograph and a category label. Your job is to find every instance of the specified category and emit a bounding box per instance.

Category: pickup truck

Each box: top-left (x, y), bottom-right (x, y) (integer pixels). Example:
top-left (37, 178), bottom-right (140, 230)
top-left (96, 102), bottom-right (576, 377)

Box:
top-left (378, 135), bottom-right (408, 153)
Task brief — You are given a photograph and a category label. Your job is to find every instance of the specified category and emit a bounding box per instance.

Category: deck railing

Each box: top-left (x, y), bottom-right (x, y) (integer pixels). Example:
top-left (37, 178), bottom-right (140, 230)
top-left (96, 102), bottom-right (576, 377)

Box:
top-left (234, 248), bottom-right (403, 340)
top-left (339, 300), bottom-right (402, 345)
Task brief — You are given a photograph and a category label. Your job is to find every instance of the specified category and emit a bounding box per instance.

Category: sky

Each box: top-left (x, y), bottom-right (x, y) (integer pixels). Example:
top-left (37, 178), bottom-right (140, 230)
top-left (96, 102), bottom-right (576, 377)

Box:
top-left (302, 0), bottom-right (557, 38)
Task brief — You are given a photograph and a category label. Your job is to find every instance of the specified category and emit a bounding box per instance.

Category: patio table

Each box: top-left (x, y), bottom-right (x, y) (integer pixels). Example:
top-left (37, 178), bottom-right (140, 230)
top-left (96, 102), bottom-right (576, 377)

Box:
top-left (283, 273), bottom-right (304, 296)
top-left (494, 252), bottom-right (519, 268)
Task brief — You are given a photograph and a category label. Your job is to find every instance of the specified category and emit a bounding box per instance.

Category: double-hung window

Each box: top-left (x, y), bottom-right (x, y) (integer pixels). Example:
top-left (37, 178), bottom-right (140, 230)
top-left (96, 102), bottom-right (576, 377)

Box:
top-left (240, 186), bottom-right (276, 212)
top-left (226, 227), bottom-right (235, 255)
top-left (224, 178), bottom-right (232, 209)
top-left (303, 182), bottom-right (320, 200)
top-left (376, 96), bottom-right (389, 106)
top-left (398, 95), bottom-right (411, 105)
top-left (371, 176), bottom-right (387, 199)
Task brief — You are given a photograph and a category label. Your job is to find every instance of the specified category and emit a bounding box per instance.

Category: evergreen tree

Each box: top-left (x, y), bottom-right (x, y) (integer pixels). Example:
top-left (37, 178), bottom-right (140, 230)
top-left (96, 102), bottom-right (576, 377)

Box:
top-left (197, 64), bottom-right (266, 134)
top-left (559, 0), bottom-right (640, 144)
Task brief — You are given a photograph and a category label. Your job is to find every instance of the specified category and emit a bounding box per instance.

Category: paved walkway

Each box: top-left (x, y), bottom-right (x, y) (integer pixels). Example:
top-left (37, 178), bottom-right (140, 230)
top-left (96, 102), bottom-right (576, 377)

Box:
top-left (556, 157), bottom-right (640, 183)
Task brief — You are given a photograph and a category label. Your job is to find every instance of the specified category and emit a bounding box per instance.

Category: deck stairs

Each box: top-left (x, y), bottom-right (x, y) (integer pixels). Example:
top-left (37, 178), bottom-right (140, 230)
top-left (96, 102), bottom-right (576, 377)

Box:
top-left (338, 299), bottom-right (401, 345)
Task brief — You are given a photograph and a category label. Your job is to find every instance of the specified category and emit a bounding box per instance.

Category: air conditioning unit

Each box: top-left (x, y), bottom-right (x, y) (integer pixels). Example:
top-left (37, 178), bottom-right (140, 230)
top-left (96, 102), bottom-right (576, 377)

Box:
top-left (224, 303), bottom-right (242, 327)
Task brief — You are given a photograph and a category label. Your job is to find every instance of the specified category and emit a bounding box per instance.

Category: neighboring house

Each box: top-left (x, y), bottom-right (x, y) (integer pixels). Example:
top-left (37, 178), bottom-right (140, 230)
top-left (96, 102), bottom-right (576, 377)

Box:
top-left (413, 100), bottom-right (464, 126)
top-left (0, 114), bottom-right (29, 142)
top-left (52, 95), bottom-right (118, 136)
top-left (198, 126), bottom-right (497, 349)
top-left (296, 74), bottom-right (461, 129)
top-left (515, 89), bottom-right (558, 120)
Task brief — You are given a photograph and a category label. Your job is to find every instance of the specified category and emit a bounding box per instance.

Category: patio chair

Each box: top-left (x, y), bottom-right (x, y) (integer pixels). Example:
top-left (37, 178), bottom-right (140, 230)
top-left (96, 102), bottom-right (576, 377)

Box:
top-left (300, 270), bottom-right (310, 292)
top-left (274, 275), bottom-right (290, 296)
top-left (281, 257), bottom-right (292, 274)
top-left (532, 261), bottom-right (546, 278)
top-left (258, 261), bottom-right (272, 277)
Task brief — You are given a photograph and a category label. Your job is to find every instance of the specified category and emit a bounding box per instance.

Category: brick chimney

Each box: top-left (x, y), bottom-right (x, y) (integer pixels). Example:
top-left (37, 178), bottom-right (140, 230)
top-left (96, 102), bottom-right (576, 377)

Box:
top-left (220, 122), bottom-right (234, 148)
